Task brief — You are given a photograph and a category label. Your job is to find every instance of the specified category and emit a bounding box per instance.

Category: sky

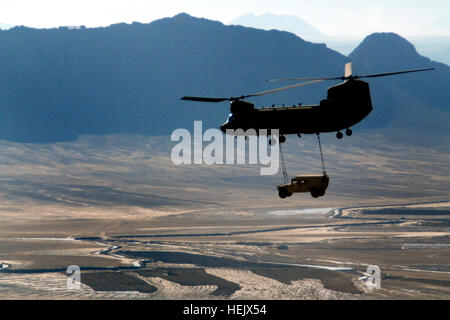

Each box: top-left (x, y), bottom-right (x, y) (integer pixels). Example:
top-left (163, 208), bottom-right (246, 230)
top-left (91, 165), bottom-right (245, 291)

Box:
top-left (0, 0), bottom-right (449, 38)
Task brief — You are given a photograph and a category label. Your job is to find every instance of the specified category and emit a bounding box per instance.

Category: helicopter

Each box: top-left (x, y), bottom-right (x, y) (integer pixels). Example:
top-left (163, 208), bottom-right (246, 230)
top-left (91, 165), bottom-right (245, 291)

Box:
top-left (181, 63), bottom-right (433, 142)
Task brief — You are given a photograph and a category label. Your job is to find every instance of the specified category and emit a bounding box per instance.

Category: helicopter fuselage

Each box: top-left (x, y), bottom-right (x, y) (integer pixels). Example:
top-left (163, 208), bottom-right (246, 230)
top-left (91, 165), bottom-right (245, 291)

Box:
top-left (220, 79), bottom-right (373, 136)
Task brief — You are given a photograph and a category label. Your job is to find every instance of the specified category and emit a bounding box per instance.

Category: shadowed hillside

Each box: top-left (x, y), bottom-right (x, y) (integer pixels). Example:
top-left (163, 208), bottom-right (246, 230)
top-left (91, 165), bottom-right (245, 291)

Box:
top-left (0, 13), bottom-right (344, 142)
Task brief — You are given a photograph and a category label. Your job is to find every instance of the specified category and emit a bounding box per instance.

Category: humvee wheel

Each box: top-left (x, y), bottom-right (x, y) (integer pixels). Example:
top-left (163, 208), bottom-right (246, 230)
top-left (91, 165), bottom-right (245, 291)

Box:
top-left (278, 188), bottom-right (289, 199)
top-left (310, 187), bottom-right (321, 198)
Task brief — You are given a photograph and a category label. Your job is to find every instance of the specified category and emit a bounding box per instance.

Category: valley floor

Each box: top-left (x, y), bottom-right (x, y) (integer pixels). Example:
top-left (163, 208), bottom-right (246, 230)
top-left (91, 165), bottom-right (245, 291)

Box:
top-left (0, 132), bottom-right (448, 299)
top-left (0, 201), bottom-right (448, 299)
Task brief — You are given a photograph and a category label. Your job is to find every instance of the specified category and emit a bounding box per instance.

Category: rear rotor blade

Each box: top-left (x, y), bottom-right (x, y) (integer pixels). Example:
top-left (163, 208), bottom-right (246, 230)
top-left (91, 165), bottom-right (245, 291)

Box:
top-left (266, 76), bottom-right (343, 82)
top-left (266, 66), bottom-right (434, 82)
top-left (345, 62), bottom-right (353, 78)
top-left (357, 68), bottom-right (434, 79)
top-left (181, 96), bottom-right (229, 103)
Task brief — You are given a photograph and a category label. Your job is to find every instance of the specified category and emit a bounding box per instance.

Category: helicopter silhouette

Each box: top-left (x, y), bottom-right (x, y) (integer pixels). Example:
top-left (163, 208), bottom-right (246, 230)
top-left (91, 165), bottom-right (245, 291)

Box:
top-left (181, 63), bottom-right (433, 142)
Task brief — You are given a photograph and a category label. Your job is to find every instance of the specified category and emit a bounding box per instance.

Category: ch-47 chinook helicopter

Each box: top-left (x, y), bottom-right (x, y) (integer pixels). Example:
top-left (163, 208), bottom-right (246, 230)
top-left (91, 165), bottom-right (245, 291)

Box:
top-left (181, 63), bottom-right (433, 142)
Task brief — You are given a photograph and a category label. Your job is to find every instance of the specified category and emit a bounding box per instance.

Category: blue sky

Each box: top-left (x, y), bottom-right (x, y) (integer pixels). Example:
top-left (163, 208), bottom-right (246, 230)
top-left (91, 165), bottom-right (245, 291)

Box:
top-left (0, 0), bottom-right (449, 37)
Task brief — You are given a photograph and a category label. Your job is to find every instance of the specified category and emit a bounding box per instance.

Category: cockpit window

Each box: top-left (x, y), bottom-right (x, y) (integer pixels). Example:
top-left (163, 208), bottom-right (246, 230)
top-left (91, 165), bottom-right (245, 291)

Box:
top-left (227, 113), bottom-right (235, 123)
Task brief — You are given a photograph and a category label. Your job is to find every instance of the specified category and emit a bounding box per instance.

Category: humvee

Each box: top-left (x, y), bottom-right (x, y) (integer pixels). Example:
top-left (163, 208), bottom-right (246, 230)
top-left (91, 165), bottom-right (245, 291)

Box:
top-left (277, 175), bottom-right (329, 199)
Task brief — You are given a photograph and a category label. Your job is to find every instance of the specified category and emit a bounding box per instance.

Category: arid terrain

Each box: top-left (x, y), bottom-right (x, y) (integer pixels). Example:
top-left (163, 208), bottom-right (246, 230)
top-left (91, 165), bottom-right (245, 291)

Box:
top-left (0, 130), bottom-right (449, 299)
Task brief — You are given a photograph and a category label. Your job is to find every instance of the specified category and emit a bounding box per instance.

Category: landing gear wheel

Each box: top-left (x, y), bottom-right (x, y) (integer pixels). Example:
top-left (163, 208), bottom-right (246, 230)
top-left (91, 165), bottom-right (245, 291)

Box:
top-left (336, 131), bottom-right (343, 139)
top-left (345, 128), bottom-right (353, 136)
top-left (269, 138), bottom-right (277, 145)
top-left (279, 135), bottom-right (286, 143)
top-left (297, 133), bottom-right (302, 138)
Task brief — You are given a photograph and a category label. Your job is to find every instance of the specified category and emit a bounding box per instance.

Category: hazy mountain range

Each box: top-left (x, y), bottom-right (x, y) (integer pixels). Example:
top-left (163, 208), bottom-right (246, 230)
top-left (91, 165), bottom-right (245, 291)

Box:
top-left (230, 12), bottom-right (450, 65)
top-left (412, 36), bottom-right (450, 66)
top-left (229, 12), bottom-right (352, 54)
top-left (0, 13), bottom-right (448, 143)
top-left (230, 13), bottom-right (324, 40)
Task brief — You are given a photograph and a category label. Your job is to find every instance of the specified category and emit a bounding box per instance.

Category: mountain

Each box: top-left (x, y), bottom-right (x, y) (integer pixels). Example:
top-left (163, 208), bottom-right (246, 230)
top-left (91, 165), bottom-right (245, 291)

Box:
top-left (0, 14), bottom-right (448, 143)
top-left (230, 13), bottom-right (450, 67)
top-left (349, 32), bottom-right (450, 130)
top-left (229, 13), bottom-right (324, 40)
top-left (0, 13), bottom-right (346, 142)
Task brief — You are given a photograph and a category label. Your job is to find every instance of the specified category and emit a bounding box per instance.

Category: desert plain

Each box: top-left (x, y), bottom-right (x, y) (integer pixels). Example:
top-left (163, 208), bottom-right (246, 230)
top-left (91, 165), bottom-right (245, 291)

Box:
top-left (0, 130), bottom-right (448, 299)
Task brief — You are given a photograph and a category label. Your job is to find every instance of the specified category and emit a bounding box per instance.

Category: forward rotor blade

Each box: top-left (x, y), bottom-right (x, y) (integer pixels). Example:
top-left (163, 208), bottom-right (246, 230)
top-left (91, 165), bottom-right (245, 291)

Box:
top-left (358, 68), bottom-right (434, 79)
top-left (182, 79), bottom-right (324, 104)
top-left (246, 79), bottom-right (324, 97)
top-left (181, 96), bottom-right (229, 103)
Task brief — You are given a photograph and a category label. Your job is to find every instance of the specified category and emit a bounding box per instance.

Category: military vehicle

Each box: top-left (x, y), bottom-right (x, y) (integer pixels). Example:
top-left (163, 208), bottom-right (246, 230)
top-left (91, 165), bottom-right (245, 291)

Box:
top-left (277, 174), bottom-right (329, 199)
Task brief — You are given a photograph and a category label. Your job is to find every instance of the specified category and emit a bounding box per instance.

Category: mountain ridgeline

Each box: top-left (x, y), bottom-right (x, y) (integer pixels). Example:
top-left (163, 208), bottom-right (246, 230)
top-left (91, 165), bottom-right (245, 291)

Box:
top-left (230, 13), bottom-right (325, 40)
top-left (0, 13), bottom-right (448, 142)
